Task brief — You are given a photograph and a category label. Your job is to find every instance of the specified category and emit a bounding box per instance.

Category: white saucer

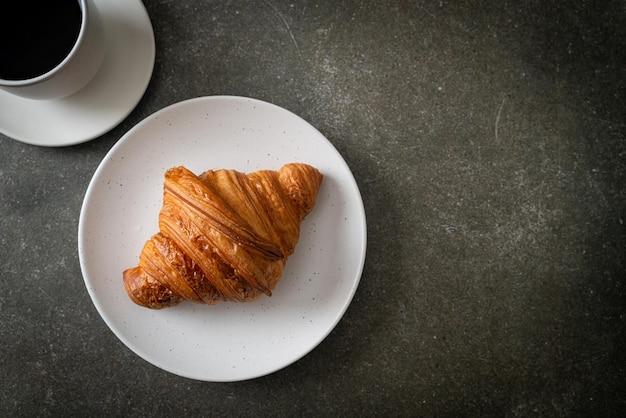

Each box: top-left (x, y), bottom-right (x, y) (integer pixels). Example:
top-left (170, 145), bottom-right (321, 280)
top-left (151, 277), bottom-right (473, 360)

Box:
top-left (0, 0), bottom-right (155, 147)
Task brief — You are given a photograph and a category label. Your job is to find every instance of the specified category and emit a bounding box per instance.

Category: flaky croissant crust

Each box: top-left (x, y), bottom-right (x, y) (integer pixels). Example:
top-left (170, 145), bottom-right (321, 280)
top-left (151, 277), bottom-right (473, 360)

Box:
top-left (123, 163), bottom-right (323, 309)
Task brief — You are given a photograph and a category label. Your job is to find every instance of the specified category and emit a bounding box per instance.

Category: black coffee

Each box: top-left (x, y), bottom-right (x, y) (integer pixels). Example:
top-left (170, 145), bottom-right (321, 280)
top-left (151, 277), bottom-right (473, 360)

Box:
top-left (0, 1), bottom-right (82, 80)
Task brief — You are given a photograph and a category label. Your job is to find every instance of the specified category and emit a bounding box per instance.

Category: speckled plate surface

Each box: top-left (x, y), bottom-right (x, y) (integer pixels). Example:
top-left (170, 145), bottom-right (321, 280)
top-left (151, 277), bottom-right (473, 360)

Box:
top-left (78, 96), bottom-right (367, 381)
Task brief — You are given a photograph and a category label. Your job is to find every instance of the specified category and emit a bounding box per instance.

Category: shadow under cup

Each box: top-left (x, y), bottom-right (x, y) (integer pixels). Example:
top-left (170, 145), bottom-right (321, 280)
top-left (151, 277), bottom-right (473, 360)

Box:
top-left (0, 0), bottom-right (105, 100)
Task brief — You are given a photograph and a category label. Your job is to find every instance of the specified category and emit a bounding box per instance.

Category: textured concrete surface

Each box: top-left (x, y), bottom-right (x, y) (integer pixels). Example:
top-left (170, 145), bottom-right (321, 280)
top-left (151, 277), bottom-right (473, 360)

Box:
top-left (1, 0), bottom-right (625, 416)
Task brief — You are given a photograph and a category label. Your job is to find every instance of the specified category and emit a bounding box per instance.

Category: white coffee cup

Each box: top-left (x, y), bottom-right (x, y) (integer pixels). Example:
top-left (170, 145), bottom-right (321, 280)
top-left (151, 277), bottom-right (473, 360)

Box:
top-left (0, 0), bottom-right (106, 100)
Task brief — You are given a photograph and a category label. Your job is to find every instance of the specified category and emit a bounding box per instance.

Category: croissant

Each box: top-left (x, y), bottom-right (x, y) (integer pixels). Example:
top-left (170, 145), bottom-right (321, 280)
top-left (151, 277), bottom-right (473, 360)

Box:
top-left (122, 163), bottom-right (323, 309)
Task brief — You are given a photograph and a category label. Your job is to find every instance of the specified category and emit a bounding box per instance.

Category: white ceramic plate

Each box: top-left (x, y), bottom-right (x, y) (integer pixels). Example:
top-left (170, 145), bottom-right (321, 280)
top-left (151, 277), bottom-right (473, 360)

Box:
top-left (78, 96), bottom-right (367, 381)
top-left (0, 0), bottom-right (155, 146)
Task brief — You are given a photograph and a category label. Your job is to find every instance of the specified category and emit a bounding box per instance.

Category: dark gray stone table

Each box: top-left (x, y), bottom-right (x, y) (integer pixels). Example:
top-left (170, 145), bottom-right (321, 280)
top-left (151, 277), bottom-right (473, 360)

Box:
top-left (1, 0), bottom-right (624, 416)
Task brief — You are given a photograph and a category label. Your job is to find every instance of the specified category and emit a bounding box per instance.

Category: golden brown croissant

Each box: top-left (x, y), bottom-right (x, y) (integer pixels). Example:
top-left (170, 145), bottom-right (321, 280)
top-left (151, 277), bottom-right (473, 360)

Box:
top-left (123, 163), bottom-right (323, 309)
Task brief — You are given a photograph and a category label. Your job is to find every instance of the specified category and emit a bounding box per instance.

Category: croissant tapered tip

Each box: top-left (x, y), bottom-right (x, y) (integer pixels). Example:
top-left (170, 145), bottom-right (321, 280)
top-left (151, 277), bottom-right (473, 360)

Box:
top-left (278, 163), bottom-right (324, 219)
top-left (123, 266), bottom-right (183, 309)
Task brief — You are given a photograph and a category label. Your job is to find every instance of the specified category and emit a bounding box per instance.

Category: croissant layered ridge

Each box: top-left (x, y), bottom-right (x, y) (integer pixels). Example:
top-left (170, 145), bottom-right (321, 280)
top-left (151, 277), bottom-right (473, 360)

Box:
top-left (123, 163), bottom-right (323, 309)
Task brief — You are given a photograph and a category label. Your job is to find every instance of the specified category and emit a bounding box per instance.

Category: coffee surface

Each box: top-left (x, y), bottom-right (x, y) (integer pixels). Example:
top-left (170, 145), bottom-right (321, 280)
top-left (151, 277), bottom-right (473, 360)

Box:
top-left (0, 1), bottom-right (82, 80)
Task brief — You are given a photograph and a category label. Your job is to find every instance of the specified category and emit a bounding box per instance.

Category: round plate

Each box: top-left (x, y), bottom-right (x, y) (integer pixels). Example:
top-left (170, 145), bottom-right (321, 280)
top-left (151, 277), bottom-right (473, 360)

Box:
top-left (0, 0), bottom-right (155, 146)
top-left (78, 96), bottom-right (367, 381)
